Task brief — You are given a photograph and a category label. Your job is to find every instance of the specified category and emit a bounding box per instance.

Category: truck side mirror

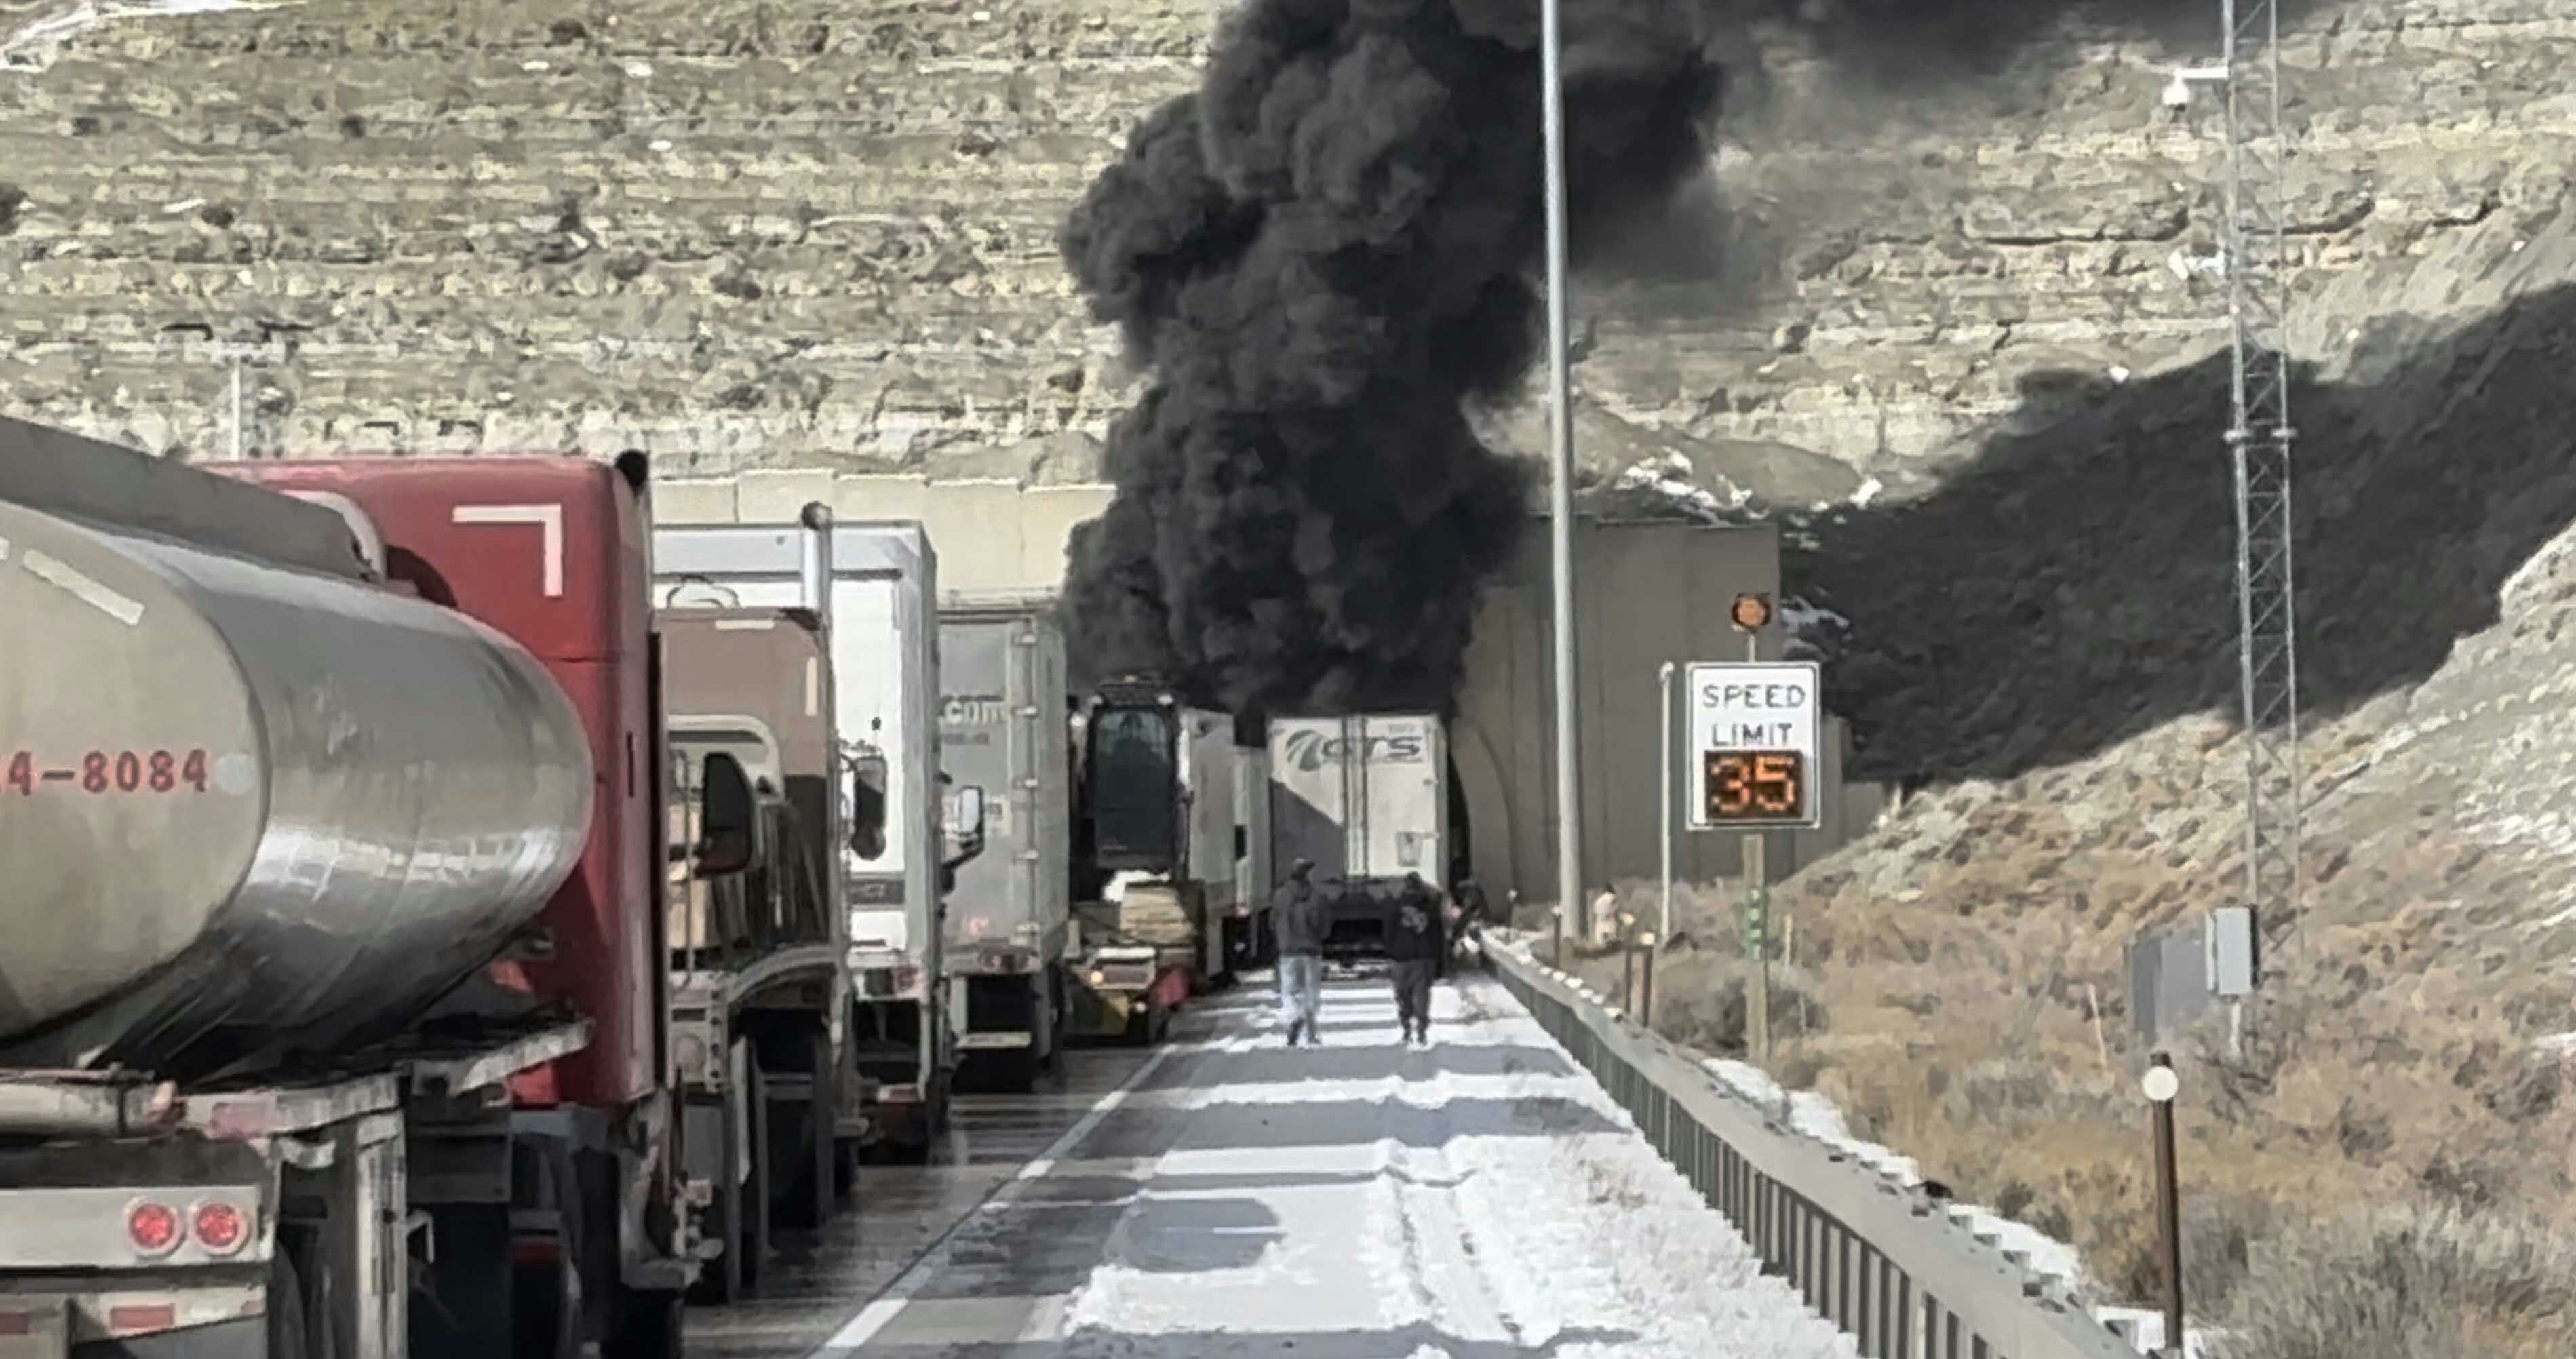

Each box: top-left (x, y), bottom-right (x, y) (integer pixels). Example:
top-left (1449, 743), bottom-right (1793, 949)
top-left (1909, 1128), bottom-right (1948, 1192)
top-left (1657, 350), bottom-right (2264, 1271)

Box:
top-left (941, 784), bottom-right (989, 874)
top-left (844, 750), bottom-right (889, 861)
top-left (695, 751), bottom-right (758, 878)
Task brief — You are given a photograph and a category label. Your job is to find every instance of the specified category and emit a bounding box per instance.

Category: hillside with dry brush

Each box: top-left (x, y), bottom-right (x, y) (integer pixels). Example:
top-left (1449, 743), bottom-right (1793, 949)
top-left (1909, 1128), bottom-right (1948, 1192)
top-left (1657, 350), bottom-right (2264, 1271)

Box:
top-left (1553, 205), bottom-right (2576, 1354)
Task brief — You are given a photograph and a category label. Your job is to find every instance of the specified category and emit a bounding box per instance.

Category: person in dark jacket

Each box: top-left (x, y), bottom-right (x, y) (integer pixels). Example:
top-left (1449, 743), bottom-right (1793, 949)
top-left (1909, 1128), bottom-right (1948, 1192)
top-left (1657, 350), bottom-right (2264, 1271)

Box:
top-left (1449, 875), bottom-right (1490, 972)
top-left (1271, 859), bottom-right (1332, 1048)
top-left (1383, 872), bottom-right (1447, 1046)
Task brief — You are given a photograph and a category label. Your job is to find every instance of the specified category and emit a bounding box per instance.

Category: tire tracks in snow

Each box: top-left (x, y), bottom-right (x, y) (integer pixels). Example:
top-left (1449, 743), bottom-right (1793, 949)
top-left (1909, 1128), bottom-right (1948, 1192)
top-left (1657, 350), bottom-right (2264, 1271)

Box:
top-left (1380, 1039), bottom-right (1531, 1356)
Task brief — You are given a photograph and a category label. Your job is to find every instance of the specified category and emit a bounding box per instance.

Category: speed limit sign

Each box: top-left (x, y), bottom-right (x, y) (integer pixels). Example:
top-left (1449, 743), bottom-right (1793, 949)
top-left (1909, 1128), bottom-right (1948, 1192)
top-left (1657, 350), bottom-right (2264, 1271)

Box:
top-left (1686, 661), bottom-right (1822, 831)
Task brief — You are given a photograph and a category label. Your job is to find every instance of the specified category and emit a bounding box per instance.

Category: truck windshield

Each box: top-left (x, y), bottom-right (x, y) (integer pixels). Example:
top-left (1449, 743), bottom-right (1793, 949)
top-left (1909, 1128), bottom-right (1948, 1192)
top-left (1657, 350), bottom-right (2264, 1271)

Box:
top-left (1087, 705), bottom-right (1177, 865)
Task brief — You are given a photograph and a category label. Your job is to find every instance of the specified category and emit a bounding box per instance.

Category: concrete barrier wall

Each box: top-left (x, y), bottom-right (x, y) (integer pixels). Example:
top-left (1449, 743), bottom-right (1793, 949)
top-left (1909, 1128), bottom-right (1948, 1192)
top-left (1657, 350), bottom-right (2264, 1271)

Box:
top-left (1456, 520), bottom-right (1888, 906)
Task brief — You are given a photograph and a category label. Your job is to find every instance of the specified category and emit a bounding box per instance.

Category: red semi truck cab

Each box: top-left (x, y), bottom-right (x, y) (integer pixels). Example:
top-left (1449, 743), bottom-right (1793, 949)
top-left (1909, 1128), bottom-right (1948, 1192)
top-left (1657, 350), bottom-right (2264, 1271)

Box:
top-left (220, 453), bottom-right (695, 1353)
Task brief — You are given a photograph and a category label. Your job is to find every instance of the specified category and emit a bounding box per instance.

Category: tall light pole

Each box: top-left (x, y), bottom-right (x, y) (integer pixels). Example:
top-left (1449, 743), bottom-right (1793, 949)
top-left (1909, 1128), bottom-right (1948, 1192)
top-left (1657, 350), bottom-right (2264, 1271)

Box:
top-left (1542, 0), bottom-right (1584, 932)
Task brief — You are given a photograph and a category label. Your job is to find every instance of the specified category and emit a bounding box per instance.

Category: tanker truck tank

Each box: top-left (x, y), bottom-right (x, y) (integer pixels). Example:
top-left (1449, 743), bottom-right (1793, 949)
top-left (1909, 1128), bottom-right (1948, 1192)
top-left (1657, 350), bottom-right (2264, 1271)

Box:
top-left (0, 496), bottom-right (595, 1081)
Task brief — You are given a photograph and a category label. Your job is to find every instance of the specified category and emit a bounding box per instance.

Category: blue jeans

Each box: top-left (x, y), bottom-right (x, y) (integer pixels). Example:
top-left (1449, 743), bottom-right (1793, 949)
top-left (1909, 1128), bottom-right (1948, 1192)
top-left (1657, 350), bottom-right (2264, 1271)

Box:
top-left (1278, 953), bottom-right (1324, 1033)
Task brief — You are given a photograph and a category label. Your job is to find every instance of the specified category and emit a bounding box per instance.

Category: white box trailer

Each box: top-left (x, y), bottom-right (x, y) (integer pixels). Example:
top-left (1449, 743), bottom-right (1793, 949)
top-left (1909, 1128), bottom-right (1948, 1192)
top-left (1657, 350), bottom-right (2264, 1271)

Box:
top-left (1228, 741), bottom-right (1276, 972)
top-left (1266, 713), bottom-right (1449, 956)
top-left (652, 515), bottom-right (967, 1156)
top-left (936, 596), bottom-right (1070, 1090)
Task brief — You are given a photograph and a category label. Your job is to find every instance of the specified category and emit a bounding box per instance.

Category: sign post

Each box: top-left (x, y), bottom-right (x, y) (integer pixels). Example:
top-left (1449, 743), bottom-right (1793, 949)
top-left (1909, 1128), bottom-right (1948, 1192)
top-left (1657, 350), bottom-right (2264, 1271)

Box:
top-left (2144, 1053), bottom-right (2185, 1357)
top-left (1658, 661), bottom-right (1676, 944)
top-left (1688, 595), bottom-right (1822, 1065)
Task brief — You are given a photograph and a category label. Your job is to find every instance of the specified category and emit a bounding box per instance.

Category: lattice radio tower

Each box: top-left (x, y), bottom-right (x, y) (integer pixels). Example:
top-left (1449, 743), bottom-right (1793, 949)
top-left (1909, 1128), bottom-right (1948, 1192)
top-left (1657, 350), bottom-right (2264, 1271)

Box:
top-left (2221, 0), bottom-right (2302, 968)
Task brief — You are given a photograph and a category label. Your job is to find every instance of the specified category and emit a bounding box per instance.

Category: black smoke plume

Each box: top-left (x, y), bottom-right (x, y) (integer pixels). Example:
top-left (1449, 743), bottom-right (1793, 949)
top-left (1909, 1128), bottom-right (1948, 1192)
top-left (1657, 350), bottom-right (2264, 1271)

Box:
top-left (1059, 0), bottom-right (2221, 717)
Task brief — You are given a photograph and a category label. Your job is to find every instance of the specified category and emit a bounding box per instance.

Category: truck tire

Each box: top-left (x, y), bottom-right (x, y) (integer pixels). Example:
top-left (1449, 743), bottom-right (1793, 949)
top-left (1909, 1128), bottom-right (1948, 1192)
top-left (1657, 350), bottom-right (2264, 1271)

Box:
top-left (1046, 965), bottom-right (1068, 1069)
top-left (988, 1045), bottom-right (1039, 1094)
top-left (512, 1253), bottom-right (582, 1359)
top-left (267, 1249), bottom-right (308, 1359)
top-left (414, 1203), bottom-right (512, 1356)
top-left (604, 1290), bottom-right (682, 1359)
top-left (834, 1136), bottom-right (862, 1203)
top-left (768, 1025), bottom-right (834, 1232)
top-left (743, 1059), bottom-right (772, 1292)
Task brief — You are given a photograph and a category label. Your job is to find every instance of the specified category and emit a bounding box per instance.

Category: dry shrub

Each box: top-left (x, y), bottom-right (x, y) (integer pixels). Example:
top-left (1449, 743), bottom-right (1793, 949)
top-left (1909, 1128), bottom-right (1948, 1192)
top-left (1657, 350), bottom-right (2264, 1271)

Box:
top-left (2214, 1204), bottom-right (2576, 1359)
top-left (1653, 955), bottom-right (1828, 1057)
top-left (1519, 851), bottom-right (2576, 1333)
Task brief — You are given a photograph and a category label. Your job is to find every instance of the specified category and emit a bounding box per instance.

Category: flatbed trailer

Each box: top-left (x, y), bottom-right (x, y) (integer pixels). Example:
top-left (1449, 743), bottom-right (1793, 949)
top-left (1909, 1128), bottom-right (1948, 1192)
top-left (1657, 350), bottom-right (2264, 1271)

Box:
top-left (0, 1019), bottom-right (642, 1359)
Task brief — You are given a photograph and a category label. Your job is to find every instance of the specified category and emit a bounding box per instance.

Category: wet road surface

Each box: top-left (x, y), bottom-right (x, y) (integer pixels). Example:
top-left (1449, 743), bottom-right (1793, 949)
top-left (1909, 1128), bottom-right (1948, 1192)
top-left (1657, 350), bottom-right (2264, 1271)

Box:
top-left (680, 981), bottom-right (1268, 1359)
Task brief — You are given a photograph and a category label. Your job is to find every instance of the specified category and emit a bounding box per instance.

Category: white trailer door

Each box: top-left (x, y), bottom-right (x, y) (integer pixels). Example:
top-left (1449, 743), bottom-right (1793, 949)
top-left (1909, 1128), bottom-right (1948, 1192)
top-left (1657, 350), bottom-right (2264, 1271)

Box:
top-left (1358, 714), bottom-right (1443, 882)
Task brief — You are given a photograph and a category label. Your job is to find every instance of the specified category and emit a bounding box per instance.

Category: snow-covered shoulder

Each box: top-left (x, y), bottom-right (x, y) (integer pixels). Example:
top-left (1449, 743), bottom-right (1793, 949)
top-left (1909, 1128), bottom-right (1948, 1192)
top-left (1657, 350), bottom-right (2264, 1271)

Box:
top-left (1056, 973), bottom-right (1854, 1358)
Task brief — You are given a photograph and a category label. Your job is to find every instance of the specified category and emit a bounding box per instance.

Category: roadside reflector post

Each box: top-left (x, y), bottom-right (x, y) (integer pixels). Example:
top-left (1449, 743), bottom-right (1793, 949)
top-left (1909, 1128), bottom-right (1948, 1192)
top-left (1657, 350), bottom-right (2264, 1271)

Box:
top-left (2144, 1052), bottom-right (2186, 1356)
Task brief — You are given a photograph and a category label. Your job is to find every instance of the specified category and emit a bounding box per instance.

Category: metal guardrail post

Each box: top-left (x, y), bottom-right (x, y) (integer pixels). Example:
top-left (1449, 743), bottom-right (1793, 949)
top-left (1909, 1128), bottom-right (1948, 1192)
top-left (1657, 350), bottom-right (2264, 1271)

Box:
top-left (1637, 932), bottom-right (1657, 1031)
top-left (1621, 918), bottom-right (1637, 1015)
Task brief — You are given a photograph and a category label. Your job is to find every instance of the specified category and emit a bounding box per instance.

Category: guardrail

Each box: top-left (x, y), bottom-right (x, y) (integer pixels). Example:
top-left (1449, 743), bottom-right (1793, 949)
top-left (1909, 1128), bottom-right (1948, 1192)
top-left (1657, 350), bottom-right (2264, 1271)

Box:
top-left (1488, 937), bottom-right (2149, 1359)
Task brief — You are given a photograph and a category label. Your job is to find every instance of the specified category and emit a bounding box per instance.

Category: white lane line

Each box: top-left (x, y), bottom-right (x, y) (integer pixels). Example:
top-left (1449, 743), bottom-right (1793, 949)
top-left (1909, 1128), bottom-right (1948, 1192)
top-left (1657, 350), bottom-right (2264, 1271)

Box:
top-left (800, 1041), bottom-right (1186, 1356)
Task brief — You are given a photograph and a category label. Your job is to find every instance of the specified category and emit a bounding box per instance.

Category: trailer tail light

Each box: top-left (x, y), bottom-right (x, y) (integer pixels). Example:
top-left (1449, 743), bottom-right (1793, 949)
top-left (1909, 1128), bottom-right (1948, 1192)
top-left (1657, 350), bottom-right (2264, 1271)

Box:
top-left (193, 1201), bottom-right (248, 1255)
top-left (126, 1202), bottom-right (182, 1257)
top-left (894, 966), bottom-right (923, 996)
top-left (0, 1311), bottom-right (30, 1335)
top-left (107, 1305), bottom-right (177, 1335)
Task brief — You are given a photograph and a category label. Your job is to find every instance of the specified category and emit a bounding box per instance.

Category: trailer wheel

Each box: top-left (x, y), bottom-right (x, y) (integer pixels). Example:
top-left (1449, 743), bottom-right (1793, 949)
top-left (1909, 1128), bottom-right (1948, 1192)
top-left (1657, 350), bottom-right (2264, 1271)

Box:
top-left (267, 1248), bottom-right (309, 1359)
top-left (413, 1204), bottom-right (511, 1357)
top-left (604, 1290), bottom-right (682, 1359)
top-left (768, 1025), bottom-right (834, 1232)
top-left (987, 1046), bottom-right (1039, 1094)
top-left (833, 1137), bottom-right (862, 1203)
top-left (1043, 965), bottom-right (1067, 1069)
top-left (512, 1255), bottom-right (582, 1359)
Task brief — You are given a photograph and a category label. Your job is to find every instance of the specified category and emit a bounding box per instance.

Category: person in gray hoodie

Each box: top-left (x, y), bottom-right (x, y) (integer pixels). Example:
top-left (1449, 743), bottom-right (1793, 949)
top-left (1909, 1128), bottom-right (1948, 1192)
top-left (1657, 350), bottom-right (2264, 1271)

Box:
top-left (1271, 858), bottom-right (1332, 1048)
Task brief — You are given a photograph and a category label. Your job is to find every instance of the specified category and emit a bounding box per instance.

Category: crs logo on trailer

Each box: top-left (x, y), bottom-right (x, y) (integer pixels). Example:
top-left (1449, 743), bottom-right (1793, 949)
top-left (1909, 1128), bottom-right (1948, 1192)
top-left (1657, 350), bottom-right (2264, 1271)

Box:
top-left (1279, 728), bottom-right (1428, 773)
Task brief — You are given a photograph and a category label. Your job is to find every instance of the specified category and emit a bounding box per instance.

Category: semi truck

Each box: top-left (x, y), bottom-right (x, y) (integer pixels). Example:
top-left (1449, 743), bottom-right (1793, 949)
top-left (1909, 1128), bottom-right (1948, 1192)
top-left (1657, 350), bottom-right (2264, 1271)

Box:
top-left (936, 597), bottom-right (1071, 1091)
top-left (657, 604), bottom-right (854, 1303)
top-left (0, 429), bottom-right (699, 1359)
top-left (1064, 682), bottom-right (1259, 1042)
top-left (1266, 713), bottom-right (1451, 958)
top-left (652, 517), bottom-right (979, 1161)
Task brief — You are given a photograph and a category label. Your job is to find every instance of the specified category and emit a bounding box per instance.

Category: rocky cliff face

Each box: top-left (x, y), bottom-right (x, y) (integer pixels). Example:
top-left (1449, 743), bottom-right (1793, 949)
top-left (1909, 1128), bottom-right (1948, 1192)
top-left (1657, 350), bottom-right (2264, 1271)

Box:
top-left (0, 0), bottom-right (1215, 471)
top-left (3, 0), bottom-right (2571, 493)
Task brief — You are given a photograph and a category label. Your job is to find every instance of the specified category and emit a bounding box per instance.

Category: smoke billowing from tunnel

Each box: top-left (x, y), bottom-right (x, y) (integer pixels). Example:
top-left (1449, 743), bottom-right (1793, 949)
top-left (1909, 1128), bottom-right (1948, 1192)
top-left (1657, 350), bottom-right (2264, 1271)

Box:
top-left (1060, 0), bottom-right (2203, 717)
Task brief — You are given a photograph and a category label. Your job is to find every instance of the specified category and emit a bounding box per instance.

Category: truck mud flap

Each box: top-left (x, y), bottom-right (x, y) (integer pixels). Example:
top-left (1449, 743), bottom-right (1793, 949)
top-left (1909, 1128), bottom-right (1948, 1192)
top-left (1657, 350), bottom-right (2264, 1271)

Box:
top-left (1146, 966), bottom-right (1192, 1015)
top-left (0, 1297), bottom-right (66, 1359)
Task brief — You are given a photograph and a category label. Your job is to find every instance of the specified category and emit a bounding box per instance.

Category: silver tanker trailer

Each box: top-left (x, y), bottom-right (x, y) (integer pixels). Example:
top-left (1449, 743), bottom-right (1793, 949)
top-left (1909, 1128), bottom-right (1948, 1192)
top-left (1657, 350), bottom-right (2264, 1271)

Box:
top-left (0, 425), bottom-right (620, 1359)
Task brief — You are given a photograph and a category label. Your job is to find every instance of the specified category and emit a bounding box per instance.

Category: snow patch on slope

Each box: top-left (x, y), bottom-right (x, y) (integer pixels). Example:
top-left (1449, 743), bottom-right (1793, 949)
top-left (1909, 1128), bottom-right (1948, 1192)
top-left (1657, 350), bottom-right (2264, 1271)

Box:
top-left (3, 0), bottom-right (300, 73)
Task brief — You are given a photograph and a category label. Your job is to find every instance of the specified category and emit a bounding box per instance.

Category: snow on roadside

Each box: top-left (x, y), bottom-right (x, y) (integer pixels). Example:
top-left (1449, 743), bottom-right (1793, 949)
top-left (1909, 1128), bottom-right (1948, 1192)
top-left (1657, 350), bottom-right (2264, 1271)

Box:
top-left (1055, 979), bottom-right (1855, 1358)
top-left (1698, 1055), bottom-right (2091, 1291)
top-left (1434, 981), bottom-right (1856, 1359)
